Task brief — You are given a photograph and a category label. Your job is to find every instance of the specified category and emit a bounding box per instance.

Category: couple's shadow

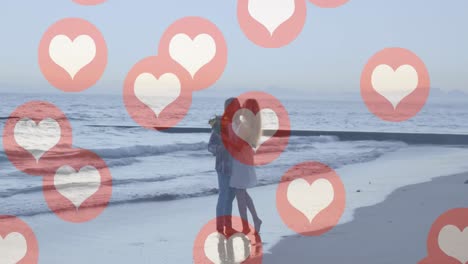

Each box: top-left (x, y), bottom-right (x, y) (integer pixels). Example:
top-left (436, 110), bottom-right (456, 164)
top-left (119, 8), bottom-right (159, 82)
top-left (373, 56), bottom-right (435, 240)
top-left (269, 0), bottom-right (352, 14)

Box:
top-left (210, 231), bottom-right (262, 263)
top-left (216, 232), bottom-right (250, 264)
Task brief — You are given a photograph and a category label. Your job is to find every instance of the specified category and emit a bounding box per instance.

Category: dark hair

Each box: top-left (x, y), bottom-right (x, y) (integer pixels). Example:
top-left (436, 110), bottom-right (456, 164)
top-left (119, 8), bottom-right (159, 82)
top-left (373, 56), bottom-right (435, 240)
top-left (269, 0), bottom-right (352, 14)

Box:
top-left (244, 98), bottom-right (260, 113)
top-left (209, 98), bottom-right (241, 134)
top-left (225, 97), bottom-right (240, 110)
top-left (243, 98), bottom-right (262, 147)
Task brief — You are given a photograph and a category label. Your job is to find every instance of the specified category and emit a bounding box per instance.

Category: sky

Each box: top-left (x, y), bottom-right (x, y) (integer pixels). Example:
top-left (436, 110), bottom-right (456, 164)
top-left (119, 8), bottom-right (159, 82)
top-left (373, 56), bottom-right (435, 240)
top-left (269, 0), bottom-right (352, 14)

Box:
top-left (0, 0), bottom-right (467, 97)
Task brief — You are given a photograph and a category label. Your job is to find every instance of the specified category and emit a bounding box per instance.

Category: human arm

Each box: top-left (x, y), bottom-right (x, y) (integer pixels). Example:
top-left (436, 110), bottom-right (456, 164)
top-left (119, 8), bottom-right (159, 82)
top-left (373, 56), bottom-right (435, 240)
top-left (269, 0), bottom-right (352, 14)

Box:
top-left (208, 130), bottom-right (221, 155)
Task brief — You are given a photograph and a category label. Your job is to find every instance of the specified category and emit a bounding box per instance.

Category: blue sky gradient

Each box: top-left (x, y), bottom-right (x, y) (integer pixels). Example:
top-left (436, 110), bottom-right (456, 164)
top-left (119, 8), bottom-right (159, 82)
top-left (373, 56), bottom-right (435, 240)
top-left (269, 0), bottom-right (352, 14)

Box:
top-left (1, 0), bottom-right (467, 97)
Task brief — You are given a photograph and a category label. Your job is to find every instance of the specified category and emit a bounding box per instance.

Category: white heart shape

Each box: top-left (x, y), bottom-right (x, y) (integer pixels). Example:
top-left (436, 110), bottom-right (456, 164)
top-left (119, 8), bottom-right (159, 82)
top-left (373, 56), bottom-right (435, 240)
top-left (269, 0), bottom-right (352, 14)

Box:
top-left (13, 118), bottom-right (61, 162)
top-left (0, 232), bottom-right (28, 264)
top-left (371, 64), bottom-right (419, 109)
top-left (169, 34), bottom-right (216, 78)
top-left (232, 108), bottom-right (279, 152)
top-left (204, 232), bottom-right (251, 264)
top-left (49, 35), bottom-right (97, 79)
top-left (287, 178), bottom-right (334, 223)
top-left (438, 225), bottom-right (468, 264)
top-left (54, 165), bottom-right (101, 209)
top-left (248, 0), bottom-right (296, 35)
top-left (134, 72), bottom-right (181, 117)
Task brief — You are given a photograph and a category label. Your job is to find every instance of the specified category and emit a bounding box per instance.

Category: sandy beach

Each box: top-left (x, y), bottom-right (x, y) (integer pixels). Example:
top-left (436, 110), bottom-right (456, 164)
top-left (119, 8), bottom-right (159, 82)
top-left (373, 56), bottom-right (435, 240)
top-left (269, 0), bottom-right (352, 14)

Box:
top-left (15, 145), bottom-right (467, 263)
top-left (264, 173), bottom-right (468, 264)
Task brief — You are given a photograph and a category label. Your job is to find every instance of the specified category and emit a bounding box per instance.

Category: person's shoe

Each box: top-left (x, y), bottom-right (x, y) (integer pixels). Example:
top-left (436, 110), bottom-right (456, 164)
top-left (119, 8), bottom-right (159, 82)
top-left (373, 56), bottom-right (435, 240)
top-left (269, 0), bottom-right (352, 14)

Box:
top-left (224, 226), bottom-right (240, 237)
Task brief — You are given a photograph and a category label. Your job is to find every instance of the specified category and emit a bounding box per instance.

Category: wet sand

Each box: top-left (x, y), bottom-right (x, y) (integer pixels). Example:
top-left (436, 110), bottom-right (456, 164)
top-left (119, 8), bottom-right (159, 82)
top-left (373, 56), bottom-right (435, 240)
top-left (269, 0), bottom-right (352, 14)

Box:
top-left (263, 173), bottom-right (468, 264)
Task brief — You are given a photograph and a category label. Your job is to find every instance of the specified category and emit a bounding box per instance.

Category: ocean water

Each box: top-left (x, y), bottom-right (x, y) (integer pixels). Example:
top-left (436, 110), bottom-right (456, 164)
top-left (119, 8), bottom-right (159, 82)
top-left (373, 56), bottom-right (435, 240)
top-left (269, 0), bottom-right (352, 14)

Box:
top-left (0, 93), bottom-right (467, 217)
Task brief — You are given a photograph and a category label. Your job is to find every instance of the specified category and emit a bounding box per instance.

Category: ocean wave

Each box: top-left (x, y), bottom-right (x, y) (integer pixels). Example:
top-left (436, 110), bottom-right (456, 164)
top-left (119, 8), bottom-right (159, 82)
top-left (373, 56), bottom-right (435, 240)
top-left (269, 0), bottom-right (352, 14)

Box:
top-left (0, 153), bottom-right (9, 163)
top-left (7, 187), bottom-right (220, 218)
top-left (92, 142), bottom-right (208, 159)
top-left (291, 135), bottom-right (340, 144)
top-left (0, 170), bottom-right (204, 199)
top-left (1, 140), bottom-right (407, 217)
top-left (0, 142), bottom-right (208, 164)
top-left (106, 157), bottom-right (141, 168)
top-left (0, 136), bottom-right (408, 218)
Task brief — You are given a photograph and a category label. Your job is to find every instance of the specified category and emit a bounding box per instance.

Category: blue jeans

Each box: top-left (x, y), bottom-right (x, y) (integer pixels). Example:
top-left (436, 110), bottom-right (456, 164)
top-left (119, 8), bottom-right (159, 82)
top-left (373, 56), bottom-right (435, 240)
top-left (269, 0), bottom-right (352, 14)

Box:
top-left (216, 173), bottom-right (236, 228)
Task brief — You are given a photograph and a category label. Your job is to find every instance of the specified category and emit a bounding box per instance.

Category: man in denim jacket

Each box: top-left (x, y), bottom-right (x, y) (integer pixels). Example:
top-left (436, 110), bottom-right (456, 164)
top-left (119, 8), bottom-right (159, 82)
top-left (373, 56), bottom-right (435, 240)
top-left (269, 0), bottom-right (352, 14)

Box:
top-left (208, 97), bottom-right (238, 235)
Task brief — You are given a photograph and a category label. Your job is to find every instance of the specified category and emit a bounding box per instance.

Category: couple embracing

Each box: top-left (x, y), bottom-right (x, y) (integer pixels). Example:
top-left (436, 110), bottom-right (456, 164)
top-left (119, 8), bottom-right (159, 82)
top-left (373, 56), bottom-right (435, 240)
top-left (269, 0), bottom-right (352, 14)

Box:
top-left (208, 97), bottom-right (263, 235)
